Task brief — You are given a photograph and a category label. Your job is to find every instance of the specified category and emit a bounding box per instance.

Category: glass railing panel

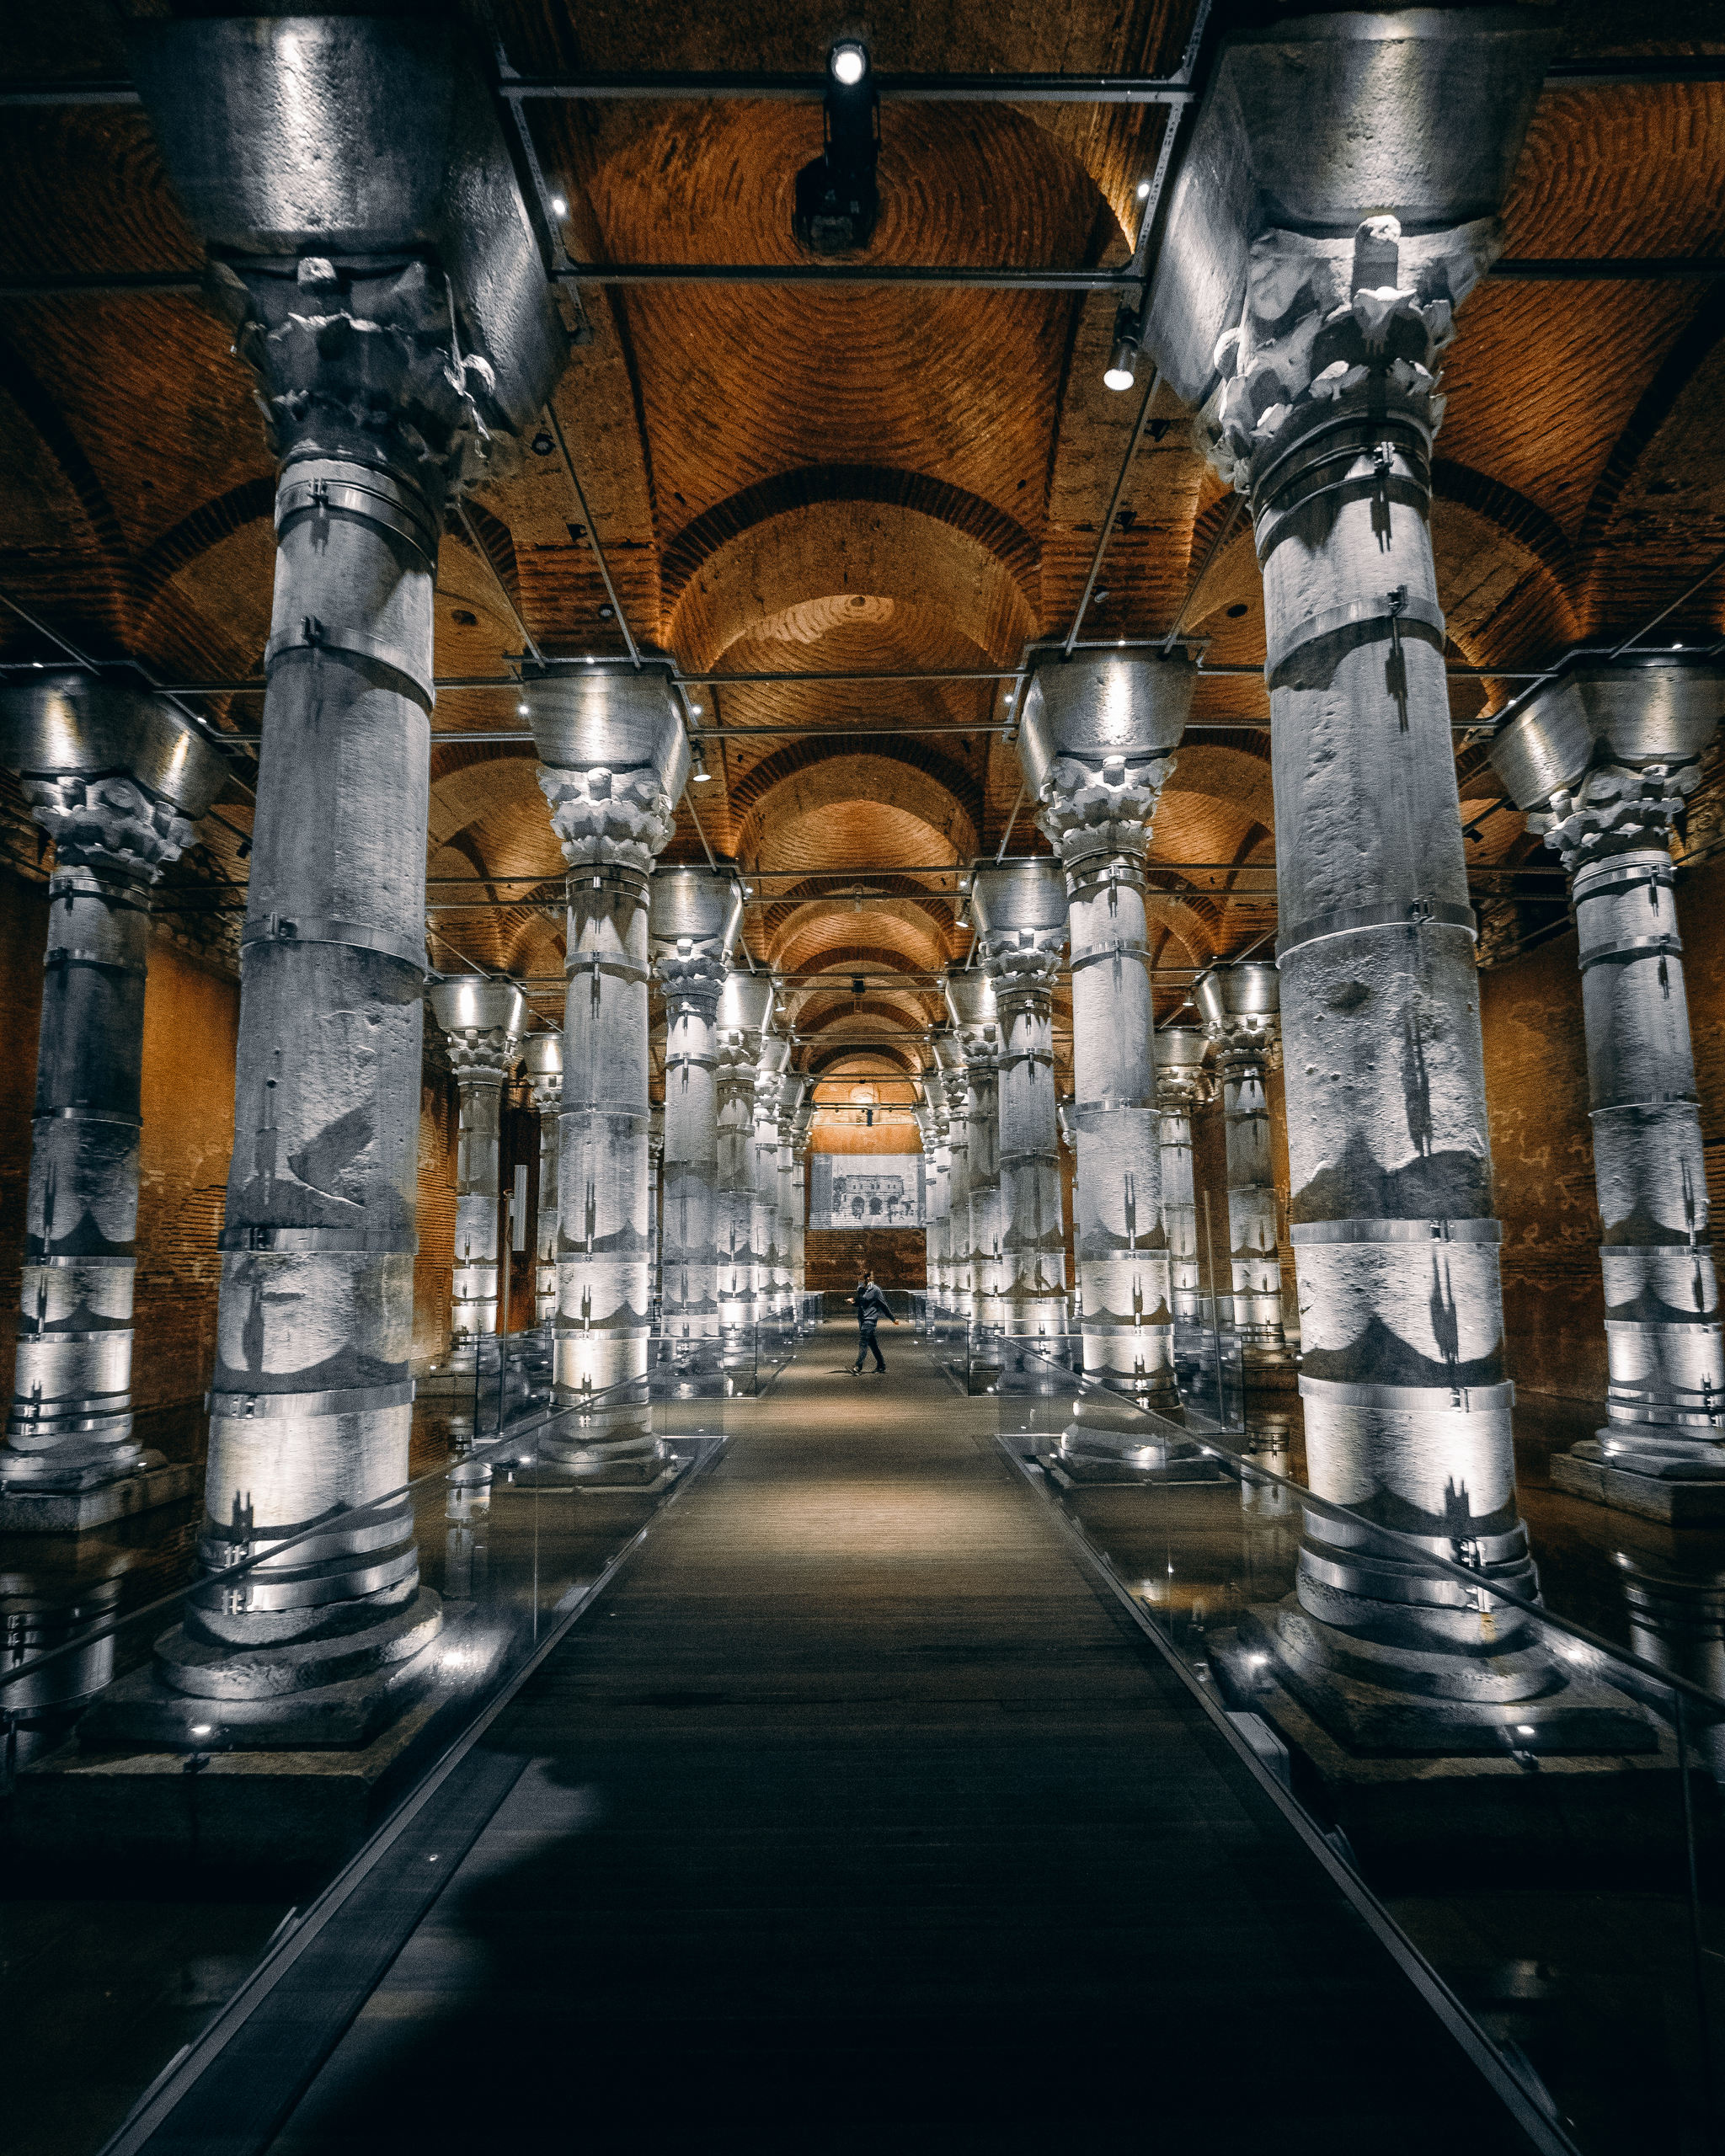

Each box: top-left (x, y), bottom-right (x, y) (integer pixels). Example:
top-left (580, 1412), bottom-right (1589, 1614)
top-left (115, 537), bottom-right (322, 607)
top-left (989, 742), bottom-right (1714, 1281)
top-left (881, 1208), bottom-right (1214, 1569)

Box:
top-left (991, 1331), bottom-right (1723, 2153)
top-left (0, 1371), bottom-right (726, 2156)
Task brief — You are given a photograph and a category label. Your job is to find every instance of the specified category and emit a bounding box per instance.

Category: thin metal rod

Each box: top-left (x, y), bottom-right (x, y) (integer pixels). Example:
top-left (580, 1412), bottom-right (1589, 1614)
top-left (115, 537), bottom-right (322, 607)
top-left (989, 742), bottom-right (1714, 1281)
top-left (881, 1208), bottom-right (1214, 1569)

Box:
top-left (503, 70), bottom-right (1199, 104)
top-left (1606, 543), bottom-right (1725, 659)
top-left (454, 500), bottom-right (542, 664)
top-left (1163, 493), bottom-right (1246, 653)
top-left (1066, 367), bottom-right (1162, 655)
top-left (994, 782), bottom-right (1026, 863)
top-left (558, 263), bottom-right (1140, 291)
top-left (540, 401), bottom-right (641, 667)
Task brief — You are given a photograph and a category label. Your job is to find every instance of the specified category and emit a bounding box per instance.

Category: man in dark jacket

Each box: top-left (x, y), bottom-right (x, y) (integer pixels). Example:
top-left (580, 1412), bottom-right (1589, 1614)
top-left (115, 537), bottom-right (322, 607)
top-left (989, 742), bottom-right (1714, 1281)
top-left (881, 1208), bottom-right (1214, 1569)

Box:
top-left (849, 1271), bottom-right (897, 1374)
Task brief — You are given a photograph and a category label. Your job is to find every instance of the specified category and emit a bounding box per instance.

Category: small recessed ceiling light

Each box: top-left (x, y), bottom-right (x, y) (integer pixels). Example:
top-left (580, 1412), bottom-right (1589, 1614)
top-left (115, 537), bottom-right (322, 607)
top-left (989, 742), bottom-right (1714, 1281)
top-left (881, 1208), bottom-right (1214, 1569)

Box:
top-left (517, 702), bottom-right (530, 716)
top-left (549, 195), bottom-right (568, 217)
top-left (1136, 179), bottom-right (1151, 200)
top-left (530, 431), bottom-right (554, 456)
top-left (689, 702), bottom-right (702, 714)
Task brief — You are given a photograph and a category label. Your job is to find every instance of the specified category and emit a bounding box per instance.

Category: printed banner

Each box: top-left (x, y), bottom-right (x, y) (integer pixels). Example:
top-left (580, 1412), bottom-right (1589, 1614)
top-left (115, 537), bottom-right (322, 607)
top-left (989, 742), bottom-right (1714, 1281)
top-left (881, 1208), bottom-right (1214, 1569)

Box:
top-left (809, 1155), bottom-right (926, 1230)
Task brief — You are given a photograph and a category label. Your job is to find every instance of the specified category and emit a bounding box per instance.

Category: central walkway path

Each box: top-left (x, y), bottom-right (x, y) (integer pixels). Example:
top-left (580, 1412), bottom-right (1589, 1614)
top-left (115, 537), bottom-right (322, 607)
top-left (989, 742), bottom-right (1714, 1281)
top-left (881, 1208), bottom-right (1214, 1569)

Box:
top-left (248, 1322), bottom-right (1536, 2150)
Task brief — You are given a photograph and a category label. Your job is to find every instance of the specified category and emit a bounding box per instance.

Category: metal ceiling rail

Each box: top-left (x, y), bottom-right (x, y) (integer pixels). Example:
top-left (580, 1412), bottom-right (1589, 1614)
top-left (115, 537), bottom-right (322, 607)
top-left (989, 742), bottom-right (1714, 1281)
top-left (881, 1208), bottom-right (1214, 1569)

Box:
top-left (5, 260), bottom-right (1720, 302)
top-left (3, 54), bottom-right (1720, 108)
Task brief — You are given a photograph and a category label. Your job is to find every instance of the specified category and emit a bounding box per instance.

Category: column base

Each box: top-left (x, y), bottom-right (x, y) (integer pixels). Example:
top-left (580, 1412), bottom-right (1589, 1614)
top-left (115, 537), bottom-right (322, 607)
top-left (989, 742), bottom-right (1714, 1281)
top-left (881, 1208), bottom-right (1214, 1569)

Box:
top-left (80, 1588), bottom-right (443, 1752)
top-left (0, 1460), bottom-right (196, 1534)
top-left (1235, 1598), bottom-right (1653, 1757)
top-left (535, 1430), bottom-right (669, 1486)
top-left (1054, 1392), bottom-right (1226, 1485)
top-left (1553, 1437), bottom-right (1725, 1525)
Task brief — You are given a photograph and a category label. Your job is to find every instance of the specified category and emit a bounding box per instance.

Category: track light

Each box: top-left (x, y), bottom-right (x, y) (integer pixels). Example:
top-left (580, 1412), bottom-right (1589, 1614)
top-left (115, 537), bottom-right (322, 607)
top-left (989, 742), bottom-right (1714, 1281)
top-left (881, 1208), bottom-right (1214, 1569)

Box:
top-left (1104, 304), bottom-right (1143, 392)
top-left (691, 744), bottom-right (713, 784)
top-left (794, 43), bottom-right (880, 253)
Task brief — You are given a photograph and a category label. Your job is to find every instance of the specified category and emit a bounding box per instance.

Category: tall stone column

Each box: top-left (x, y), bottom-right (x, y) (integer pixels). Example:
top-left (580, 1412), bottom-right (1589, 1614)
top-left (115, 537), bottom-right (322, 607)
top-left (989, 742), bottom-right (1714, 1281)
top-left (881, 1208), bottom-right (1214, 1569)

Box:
top-left (428, 983), bottom-right (526, 1369)
top-left (916, 1101), bottom-right (945, 1307)
top-left (934, 1038), bottom-right (973, 1321)
top-left (1020, 651), bottom-right (1192, 1408)
top-left (1207, 211), bottom-right (1605, 1745)
top-left (775, 1070), bottom-right (804, 1315)
top-left (970, 863), bottom-right (1068, 1348)
top-left (653, 869), bottom-right (742, 1369)
top-left (715, 973), bottom-right (773, 1337)
top-left (0, 682), bottom-right (227, 1531)
top-left (93, 13), bottom-right (565, 1742)
top-left (790, 1096), bottom-right (813, 1294)
top-left (1196, 963), bottom-right (1290, 1363)
top-left (522, 1033), bottom-right (563, 1330)
top-left (1156, 1028), bottom-right (1212, 1331)
top-left (527, 665), bottom-right (686, 1476)
top-left (1493, 659), bottom-right (1725, 1519)
top-left (649, 1104), bottom-right (665, 1320)
top-left (947, 975), bottom-right (1002, 1333)
top-left (755, 1035), bottom-right (791, 1320)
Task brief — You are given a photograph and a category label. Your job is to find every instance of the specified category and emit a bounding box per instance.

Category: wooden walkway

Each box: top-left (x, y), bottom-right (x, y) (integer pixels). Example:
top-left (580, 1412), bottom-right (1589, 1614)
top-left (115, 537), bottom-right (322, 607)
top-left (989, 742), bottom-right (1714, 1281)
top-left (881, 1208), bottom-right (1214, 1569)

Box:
top-left (150, 1324), bottom-right (1546, 2152)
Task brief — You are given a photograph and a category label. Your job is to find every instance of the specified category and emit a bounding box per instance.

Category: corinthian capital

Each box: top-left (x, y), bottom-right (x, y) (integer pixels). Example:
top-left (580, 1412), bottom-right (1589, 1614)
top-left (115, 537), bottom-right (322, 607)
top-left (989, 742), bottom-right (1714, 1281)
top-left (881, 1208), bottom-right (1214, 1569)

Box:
top-left (24, 772), bottom-right (196, 879)
top-left (1196, 216), bottom-right (1493, 488)
top-left (1036, 750), bottom-right (1178, 867)
top-left (1530, 759), bottom-right (1701, 877)
top-left (1196, 962), bottom-right (1281, 1070)
top-left (537, 766), bottom-right (679, 873)
top-left (655, 949), bottom-right (729, 1017)
top-left (430, 980), bottom-right (527, 1086)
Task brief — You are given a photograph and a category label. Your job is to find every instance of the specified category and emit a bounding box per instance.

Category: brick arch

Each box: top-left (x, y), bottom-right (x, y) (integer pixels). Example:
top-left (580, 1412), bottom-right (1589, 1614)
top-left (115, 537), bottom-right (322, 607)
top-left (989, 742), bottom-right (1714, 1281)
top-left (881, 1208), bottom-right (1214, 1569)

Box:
top-left (761, 874), bottom-right (959, 950)
top-left (667, 494), bottom-right (1039, 670)
top-left (733, 743), bottom-right (980, 867)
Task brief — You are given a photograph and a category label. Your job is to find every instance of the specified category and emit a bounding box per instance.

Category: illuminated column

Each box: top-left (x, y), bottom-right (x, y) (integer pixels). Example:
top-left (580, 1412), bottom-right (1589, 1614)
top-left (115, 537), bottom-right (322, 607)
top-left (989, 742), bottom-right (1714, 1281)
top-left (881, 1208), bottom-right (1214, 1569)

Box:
top-left (98, 10), bottom-right (565, 1742)
top-left (527, 665), bottom-right (686, 1475)
top-left (0, 682), bottom-right (226, 1529)
top-left (429, 983), bottom-right (525, 1368)
top-left (1156, 1028), bottom-right (1212, 1329)
top-left (755, 1035), bottom-right (790, 1319)
top-left (648, 1104), bottom-right (665, 1317)
top-left (935, 1038), bottom-right (974, 1321)
top-left (971, 862), bottom-right (1068, 1344)
top-left (523, 1033), bottom-right (562, 1329)
top-left (947, 974), bottom-right (1002, 1331)
top-left (1021, 650), bottom-right (1191, 1403)
top-left (716, 973), bottom-right (773, 1336)
top-left (775, 1070), bottom-right (803, 1314)
top-left (652, 869), bottom-right (742, 1364)
top-left (1493, 659), bottom-right (1725, 1516)
top-left (1197, 963), bottom-right (1290, 1362)
top-left (916, 1101), bottom-right (946, 1307)
top-left (791, 1096), bottom-right (813, 1295)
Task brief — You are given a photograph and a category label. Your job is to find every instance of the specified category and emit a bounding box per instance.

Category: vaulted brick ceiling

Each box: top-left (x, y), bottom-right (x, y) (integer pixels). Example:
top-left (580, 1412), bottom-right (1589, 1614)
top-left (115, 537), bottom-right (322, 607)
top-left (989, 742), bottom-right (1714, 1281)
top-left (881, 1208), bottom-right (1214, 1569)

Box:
top-left (2, 2), bottom-right (1723, 1108)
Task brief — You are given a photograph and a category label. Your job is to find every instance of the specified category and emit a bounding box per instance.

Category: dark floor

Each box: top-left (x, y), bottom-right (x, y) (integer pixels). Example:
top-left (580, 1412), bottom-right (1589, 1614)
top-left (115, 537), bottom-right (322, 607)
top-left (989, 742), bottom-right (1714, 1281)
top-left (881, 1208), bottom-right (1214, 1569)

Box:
top-left (150, 1323), bottom-right (1547, 2154)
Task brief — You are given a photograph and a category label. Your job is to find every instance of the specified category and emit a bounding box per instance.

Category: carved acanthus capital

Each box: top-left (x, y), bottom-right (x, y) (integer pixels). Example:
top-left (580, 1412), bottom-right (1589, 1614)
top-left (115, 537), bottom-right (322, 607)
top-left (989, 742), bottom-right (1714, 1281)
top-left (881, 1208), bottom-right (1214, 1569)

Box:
top-left (211, 256), bottom-right (503, 499)
top-left (527, 1073), bottom-right (562, 1116)
top-left (654, 949), bottom-right (728, 1019)
top-left (1195, 216), bottom-right (1494, 489)
top-left (26, 772), bottom-right (195, 879)
top-left (1036, 750), bottom-right (1178, 868)
top-left (713, 1029), bottom-right (761, 1107)
top-left (537, 764), bottom-right (679, 873)
top-left (1204, 1010), bottom-right (1281, 1074)
top-left (979, 931), bottom-right (1065, 1012)
top-left (1156, 1064), bottom-right (1214, 1112)
top-left (1529, 756), bottom-right (1701, 877)
top-left (447, 1027), bottom-right (522, 1085)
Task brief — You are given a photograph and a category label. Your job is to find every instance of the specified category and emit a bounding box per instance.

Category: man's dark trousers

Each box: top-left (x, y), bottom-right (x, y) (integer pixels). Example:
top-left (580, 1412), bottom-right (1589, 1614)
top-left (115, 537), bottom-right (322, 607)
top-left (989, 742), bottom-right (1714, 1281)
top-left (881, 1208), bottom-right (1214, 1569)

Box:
top-left (854, 1321), bottom-right (885, 1374)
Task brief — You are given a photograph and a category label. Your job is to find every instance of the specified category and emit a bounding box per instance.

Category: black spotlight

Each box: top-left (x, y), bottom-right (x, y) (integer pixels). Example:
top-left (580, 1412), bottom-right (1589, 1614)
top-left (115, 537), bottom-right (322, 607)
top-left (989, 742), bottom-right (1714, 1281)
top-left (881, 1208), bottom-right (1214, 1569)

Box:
top-left (530, 430), bottom-right (555, 456)
top-left (793, 42), bottom-right (880, 255)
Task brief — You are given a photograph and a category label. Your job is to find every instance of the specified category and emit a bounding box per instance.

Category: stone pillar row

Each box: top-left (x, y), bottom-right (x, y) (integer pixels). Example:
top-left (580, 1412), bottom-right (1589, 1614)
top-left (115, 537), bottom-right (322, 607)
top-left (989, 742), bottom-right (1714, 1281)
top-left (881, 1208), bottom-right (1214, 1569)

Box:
top-left (0, 683), bottom-right (227, 1530)
top-left (716, 971), bottom-right (774, 1335)
top-left (1196, 963), bottom-right (1290, 1362)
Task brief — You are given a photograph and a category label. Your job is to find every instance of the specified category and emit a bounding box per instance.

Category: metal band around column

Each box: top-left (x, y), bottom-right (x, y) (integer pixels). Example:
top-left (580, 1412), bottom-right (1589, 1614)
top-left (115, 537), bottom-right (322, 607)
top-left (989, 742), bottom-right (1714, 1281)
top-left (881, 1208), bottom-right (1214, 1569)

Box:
top-left (1299, 1374), bottom-right (1516, 1414)
top-left (1290, 1218), bottom-right (1503, 1246)
top-left (206, 1379), bottom-right (416, 1419)
top-left (241, 912), bottom-right (427, 973)
top-left (1277, 895), bottom-right (1476, 958)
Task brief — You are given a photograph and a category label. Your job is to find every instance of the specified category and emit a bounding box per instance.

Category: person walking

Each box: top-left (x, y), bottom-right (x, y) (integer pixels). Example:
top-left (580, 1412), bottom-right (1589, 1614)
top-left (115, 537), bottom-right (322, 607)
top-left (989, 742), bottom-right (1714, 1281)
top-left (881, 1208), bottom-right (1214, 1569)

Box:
top-left (849, 1270), bottom-right (898, 1374)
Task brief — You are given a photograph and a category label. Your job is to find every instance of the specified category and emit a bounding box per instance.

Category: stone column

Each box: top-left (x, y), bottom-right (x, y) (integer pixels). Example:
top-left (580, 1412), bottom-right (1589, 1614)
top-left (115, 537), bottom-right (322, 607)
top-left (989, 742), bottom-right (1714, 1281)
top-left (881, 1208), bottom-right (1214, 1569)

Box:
top-left (716, 973), bottom-right (773, 1337)
top-left (915, 1101), bottom-right (944, 1308)
top-left (946, 974), bottom-right (1002, 1333)
top-left (1020, 651), bottom-right (1192, 1408)
top-left (1156, 1028), bottom-right (1212, 1332)
top-left (791, 1097), bottom-right (813, 1294)
top-left (1206, 211), bottom-right (1595, 1746)
top-left (970, 862), bottom-right (1068, 1348)
top-left (1492, 659), bottom-right (1725, 1518)
top-left (523, 1033), bottom-right (563, 1330)
top-left (934, 1038), bottom-right (973, 1321)
top-left (755, 1035), bottom-right (791, 1320)
top-left (1197, 963), bottom-right (1291, 1364)
top-left (526, 665), bottom-right (686, 1475)
top-left (0, 681), bottom-right (226, 1532)
top-left (428, 983), bottom-right (526, 1369)
top-left (653, 869), bottom-right (742, 1369)
top-left (92, 12), bottom-right (567, 1743)
top-left (776, 1070), bottom-right (804, 1315)
top-left (649, 1105), bottom-right (665, 1320)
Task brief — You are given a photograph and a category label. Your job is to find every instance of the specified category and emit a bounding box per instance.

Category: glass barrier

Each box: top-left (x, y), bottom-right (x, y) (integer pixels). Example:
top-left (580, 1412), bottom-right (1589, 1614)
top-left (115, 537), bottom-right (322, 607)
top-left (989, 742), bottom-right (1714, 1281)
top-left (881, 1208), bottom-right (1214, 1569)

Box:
top-left (0, 1294), bottom-right (826, 2156)
top-left (980, 1325), bottom-right (1725, 2154)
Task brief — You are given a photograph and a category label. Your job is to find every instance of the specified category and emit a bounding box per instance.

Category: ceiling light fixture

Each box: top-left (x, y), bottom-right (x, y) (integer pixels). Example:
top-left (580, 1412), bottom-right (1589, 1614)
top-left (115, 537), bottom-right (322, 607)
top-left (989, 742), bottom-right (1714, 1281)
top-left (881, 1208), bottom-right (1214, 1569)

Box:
top-left (549, 195), bottom-right (568, 217)
top-left (517, 701), bottom-right (530, 717)
top-left (1136, 179), bottom-right (1151, 201)
top-left (530, 430), bottom-right (554, 456)
top-left (691, 744), bottom-right (713, 784)
top-left (793, 43), bottom-right (880, 254)
top-left (1104, 304), bottom-right (1144, 392)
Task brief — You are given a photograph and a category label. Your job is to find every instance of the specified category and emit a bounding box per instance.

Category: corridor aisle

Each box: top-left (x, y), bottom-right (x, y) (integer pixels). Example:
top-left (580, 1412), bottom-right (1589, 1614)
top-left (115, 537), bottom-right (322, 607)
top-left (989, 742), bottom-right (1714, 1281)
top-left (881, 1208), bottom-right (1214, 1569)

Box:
top-left (260, 1322), bottom-right (1537, 2151)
